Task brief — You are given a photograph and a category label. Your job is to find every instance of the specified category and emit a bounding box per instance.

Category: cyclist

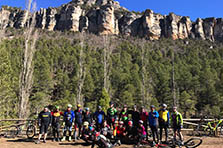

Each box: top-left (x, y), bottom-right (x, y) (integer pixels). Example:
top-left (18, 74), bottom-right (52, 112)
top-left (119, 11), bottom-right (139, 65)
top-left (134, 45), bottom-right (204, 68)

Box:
top-left (74, 104), bottom-right (83, 141)
top-left (61, 104), bottom-right (75, 142)
top-left (114, 121), bottom-right (126, 145)
top-left (158, 104), bottom-right (170, 143)
top-left (83, 107), bottom-right (92, 124)
top-left (51, 105), bottom-right (63, 142)
top-left (137, 120), bottom-right (147, 145)
top-left (119, 104), bottom-right (129, 126)
top-left (126, 120), bottom-right (137, 142)
top-left (101, 120), bottom-right (112, 139)
top-left (148, 105), bottom-right (159, 146)
top-left (139, 106), bottom-right (148, 139)
top-left (36, 107), bottom-right (52, 144)
top-left (94, 106), bottom-right (105, 131)
top-left (107, 101), bottom-right (118, 128)
top-left (171, 106), bottom-right (184, 144)
top-left (82, 121), bottom-right (95, 143)
top-left (128, 105), bottom-right (140, 128)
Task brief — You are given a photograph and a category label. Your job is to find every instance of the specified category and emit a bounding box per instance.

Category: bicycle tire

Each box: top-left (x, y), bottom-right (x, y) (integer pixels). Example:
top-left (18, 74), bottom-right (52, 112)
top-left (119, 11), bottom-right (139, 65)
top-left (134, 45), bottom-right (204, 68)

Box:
top-left (26, 125), bottom-right (36, 139)
top-left (219, 125), bottom-right (223, 136)
top-left (204, 127), bottom-right (212, 136)
top-left (184, 137), bottom-right (202, 148)
top-left (7, 126), bottom-right (19, 138)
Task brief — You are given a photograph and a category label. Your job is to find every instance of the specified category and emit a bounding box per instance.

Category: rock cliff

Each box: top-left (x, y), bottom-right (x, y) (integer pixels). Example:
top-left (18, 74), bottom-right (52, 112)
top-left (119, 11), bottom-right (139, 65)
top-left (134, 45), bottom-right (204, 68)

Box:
top-left (0, 0), bottom-right (222, 41)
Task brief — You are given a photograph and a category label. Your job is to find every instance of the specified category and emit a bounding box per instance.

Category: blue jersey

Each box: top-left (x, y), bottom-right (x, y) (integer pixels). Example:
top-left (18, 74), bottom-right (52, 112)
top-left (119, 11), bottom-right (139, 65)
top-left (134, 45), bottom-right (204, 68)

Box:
top-left (64, 110), bottom-right (75, 125)
top-left (148, 111), bottom-right (159, 126)
top-left (94, 111), bottom-right (105, 124)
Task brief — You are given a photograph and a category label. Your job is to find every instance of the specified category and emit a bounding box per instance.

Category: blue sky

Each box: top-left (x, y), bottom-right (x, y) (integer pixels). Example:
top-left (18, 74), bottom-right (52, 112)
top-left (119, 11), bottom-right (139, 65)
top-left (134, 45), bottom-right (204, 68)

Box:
top-left (0, 0), bottom-right (222, 21)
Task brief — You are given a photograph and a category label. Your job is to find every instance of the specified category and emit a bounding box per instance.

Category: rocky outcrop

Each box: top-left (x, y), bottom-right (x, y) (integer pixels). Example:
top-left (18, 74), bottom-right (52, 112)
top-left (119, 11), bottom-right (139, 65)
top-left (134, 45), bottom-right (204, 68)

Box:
top-left (1, 0), bottom-right (223, 41)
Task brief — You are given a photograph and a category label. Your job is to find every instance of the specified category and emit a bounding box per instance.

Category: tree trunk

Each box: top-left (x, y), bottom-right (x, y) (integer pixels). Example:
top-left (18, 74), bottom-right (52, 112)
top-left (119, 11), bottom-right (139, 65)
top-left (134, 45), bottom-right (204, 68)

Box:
top-left (19, 0), bottom-right (38, 119)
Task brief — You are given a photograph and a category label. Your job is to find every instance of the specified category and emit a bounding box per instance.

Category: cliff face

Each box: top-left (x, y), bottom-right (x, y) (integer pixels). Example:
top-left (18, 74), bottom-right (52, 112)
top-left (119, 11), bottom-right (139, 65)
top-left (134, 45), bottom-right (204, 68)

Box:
top-left (0, 0), bottom-right (222, 41)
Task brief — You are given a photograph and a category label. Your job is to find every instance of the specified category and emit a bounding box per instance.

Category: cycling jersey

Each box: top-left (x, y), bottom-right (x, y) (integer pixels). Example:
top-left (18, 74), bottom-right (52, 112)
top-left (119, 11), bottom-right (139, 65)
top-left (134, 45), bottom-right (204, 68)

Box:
top-left (51, 111), bottom-right (63, 125)
top-left (75, 109), bottom-right (83, 124)
top-left (63, 110), bottom-right (75, 126)
top-left (120, 110), bottom-right (128, 121)
top-left (171, 111), bottom-right (183, 127)
top-left (140, 111), bottom-right (148, 123)
top-left (148, 111), bottom-right (159, 127)
top-left (94, 111), bottom-right (105, 124)
top-left (158, 109), bottom-right (169, 123)
top-left (38, 111), bottom-right (52, 125)
top-left (83, 111), bottom-right (92, 124)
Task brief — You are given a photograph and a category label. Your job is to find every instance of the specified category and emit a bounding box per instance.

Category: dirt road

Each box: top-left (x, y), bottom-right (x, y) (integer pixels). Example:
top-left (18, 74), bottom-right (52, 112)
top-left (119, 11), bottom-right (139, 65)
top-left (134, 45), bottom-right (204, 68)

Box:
top-left (1, 137), bottom-right (223, 148)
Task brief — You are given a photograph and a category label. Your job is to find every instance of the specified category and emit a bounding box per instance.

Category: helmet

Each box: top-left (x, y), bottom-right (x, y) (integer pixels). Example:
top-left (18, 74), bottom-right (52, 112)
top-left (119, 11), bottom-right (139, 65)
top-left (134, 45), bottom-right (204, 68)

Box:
top-left (55, 105), bottom-right (59, 109)
top-left (133, 105), bottom-right (137, 109)
top-left (115, 120), bottom-right (119, 124)
top-left (173, 106), bottom-right (177, 109)
top-left (124, 104), bottom-right (127, 108)
top-left (162, 104), bottom-right (167, 108)
top-left (119, 121), bottom-right (124, 125)
top-left (150, 105), bottom-right (155, 108)
top-left (98, 106), bottom-right (102, 110)
top-left (139, 120), bottom-right (143, 124)
top-left (83, 121), bottom-right (89, 126)
top-left (67, 104), bottom-right (72, 108)
top-left (85, 107), bottom-right (90, 111)
top-left (128, 121), bottom-right (133, 126)
top-left (77, 104), bottom-right (81, 107)
top-left (109, 101), bottom-right (114, 106)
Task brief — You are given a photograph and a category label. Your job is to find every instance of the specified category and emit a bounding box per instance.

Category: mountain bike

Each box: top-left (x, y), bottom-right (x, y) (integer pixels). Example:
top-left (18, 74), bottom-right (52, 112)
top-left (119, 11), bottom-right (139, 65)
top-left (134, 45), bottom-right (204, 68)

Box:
top-left (26, 120), bottom-right (38, 139)
top-left (193, 118), bottom-right (223, 136)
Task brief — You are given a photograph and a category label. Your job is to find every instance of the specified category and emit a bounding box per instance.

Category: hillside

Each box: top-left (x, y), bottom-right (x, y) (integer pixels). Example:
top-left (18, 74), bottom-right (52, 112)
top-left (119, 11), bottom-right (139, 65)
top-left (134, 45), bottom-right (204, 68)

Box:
top-left (0, 29), bottom-right (223, 118)
top-left (0, 0), bottom-right (223, 41)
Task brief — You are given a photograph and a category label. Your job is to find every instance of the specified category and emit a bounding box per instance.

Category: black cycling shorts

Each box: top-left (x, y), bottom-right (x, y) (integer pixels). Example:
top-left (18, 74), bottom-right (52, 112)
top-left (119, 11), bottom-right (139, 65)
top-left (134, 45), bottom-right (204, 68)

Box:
top-left (40, 123), bottom-right (49, 134)
top-left (173, 126), bottom-right (181, 132)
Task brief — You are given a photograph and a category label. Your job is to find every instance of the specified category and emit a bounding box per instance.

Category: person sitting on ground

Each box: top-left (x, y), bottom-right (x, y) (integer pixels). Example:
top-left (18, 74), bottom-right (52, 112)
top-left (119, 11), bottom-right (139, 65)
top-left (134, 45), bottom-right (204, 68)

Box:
top-left (94, 106), bottom-right (105, 131)
top-left (74, 104), bottom-right (83, 141)
top-left (171, 106), bottom-right (184, 144)
top-left (51, 105), bottom-right (63, 142)
top-left (82, 121), bottom-right (95, 143)
top-left (158, 104), bottom-right (170, 143)
top-left (61, 104), bottom-right (75, 142)
top-left (100, 120), bottom-right (112, 139)
top-left (137, 120), bottom-right (147, 146)
top-left (36, 107), bottom-right (52, 144)
top-left (114, 121), bottom-right (126, 145)
top-left (148, 105), bottom-right (159, 146)
top-left (125, 120), bottom-right (137, 143)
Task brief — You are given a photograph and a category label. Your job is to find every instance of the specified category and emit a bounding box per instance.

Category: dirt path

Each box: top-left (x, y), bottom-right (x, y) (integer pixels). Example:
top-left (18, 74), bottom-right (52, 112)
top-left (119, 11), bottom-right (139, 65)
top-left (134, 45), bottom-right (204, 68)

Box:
top-left (1, 137), bottom-right (223, 148)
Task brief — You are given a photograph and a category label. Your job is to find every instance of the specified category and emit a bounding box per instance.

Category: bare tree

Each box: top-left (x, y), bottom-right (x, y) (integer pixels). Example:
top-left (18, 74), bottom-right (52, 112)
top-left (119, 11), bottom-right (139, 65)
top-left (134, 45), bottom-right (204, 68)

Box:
top-left (103, 35), bottom-right (113, 92)
top-left (76, 32), bottom-right (86, 106)
top-left (19, 0), bottom-right (38, 119)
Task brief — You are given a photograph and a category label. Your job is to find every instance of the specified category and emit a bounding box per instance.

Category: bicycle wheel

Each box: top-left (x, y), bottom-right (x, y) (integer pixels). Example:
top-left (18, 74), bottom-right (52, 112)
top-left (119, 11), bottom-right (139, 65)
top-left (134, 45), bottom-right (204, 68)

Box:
top-left (26, 125), bottom-right (36, 139)
top-left (184, 137), bottom-right (202, 148)
top-left (6, 126), bottom-right (19, 138)
top-left (219, 125), bottom-right (223, 136)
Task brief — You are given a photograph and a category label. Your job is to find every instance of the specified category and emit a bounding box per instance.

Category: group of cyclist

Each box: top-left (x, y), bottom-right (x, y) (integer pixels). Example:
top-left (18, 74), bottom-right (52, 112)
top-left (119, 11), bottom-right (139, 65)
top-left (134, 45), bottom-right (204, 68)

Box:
top-left (36, 102), bottom-right (184, 146)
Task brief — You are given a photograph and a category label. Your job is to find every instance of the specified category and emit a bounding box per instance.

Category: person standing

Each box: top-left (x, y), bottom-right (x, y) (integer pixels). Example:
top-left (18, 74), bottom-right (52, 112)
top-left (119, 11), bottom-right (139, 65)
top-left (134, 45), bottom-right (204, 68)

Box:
top-left (119, 105), bottom-right (129, 126)
top-left (129, 105), bottom-right (140, 128)
top-left (107, 102), bottom-right (118, 128)
top-left (148, 105), bottom-right (159, 146)
top-left (83, 107), bottom-right (92, 124)
top-left (35, 107), bottom-right (52, 144)
top-left (74, 104), bottom-right (83, 140)
top-left (158, 104), bottom-right (170, 143)
top-left (61, 104), bottom-right (75, 142)
top-left (171, 106), bottom-right (184, 144)
top-left (94, 106), bottom-right (105, 131)
top-left (51, 105), bottom-right (63, 142)
top-left (139, 106), bottom-right (148, 139)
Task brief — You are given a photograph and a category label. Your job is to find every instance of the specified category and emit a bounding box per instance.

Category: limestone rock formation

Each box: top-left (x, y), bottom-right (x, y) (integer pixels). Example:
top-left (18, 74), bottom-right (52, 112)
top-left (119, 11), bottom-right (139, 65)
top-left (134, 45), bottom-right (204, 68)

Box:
top-left (0, 0), bottom-right (223, 41)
